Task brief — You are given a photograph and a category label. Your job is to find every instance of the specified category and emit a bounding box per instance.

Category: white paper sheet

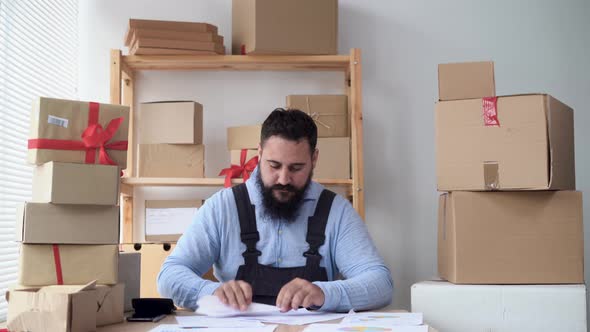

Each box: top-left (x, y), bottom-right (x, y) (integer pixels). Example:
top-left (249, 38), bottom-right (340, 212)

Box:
top-left (340, 312), bottom-right (423, 327)
top-left (150, 324), bottom-right (277, 332)
top-left (196, 295), bottom-right (281, 317)
top-left (303, 324), bottom-right (429, 332)
top-left (176, 315), bottom-right (265, 328)
top-left (145, 207), bottom-right (197, 236)
top-left (241, 310), bottom-right (348, 325)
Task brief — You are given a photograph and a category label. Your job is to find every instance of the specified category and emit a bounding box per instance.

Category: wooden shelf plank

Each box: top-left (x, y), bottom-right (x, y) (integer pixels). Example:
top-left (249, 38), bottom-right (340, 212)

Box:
top-left (122, 54), bottom-right (350, 71)
top-left (121, 177), bottom-right (352, 187)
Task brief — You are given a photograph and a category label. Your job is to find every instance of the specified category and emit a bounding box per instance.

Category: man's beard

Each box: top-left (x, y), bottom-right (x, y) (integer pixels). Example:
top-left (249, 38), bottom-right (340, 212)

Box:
top-left (256, 170), bottom-right (312, 222)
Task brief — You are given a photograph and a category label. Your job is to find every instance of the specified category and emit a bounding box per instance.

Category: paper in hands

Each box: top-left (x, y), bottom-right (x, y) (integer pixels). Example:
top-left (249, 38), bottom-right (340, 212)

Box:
top-left (196, 295), bottom-right (281, 317)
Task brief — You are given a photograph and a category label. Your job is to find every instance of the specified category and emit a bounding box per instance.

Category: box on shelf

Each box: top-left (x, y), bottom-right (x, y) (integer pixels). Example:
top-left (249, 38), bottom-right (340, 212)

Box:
top-left (411, 281), bottom-right (587, 332)
top-left (132, 38), bottom-right (224, 54)
top-left (435, 94), bottom-right (575, 191)
top-left (16, 203), bottom-right (119, 244)
top-left (232, 0), bottom-right (337, 55)
top-left (230, 149), bottom-right (258, 165)
top-left (118, 252), bottom-right (140, 312)
top-left (137, 144), bottom-right (204, 178)
top-left (19, 244), bottom-right (119, 286)
top-left (315, 138), bottom-right (350, 179)
top-left (438, 191), bottom-right (584, 284)
top-left (286, 95), bottom-right (349, 137)
top-left (32, 162), bottom-right (120, 205)
top-left (131, 29), bottom-right (223, 44)
top-left (124, 19), bottom-right (218, 46)
top-left (28, 97), bottom-right (129, 169)
top-left (145, 200), bottom-right (203, 242)
top-left (7, 282), bottom-right (97, 332)
top-left (227, 125), bottom-right (262, 150)
top-left (138, 101), bottom-right (204, 144)
top-left (438, 61), bottom-right (496, 101)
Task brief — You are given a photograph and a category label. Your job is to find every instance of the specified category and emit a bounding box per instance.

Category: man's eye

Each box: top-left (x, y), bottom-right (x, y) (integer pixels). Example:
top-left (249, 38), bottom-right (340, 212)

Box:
top-left (270, 163), bottom-right (280, 169)
top-left (289, 166), bottom-right (303, 172)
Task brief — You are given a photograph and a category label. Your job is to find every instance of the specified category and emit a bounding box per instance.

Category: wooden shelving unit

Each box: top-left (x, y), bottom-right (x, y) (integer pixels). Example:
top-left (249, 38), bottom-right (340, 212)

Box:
top-left (110, 49), bottom-right (365, 243)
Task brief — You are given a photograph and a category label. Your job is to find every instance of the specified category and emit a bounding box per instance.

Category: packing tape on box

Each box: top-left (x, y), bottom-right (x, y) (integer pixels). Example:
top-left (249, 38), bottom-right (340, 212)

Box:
top-left (483, 162), bottom-right (500, 190)
top-left (482, 97), bottom-right (500, 126)
top-left (303, 97), bottom-right (344, 130)
top-left (52, 244), bottom-right (64, 285)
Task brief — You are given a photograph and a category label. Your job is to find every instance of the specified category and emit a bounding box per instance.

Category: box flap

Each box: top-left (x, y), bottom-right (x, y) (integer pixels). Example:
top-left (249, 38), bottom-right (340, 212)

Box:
top-left (546, 95), bottom-right (575, 189)
top-left (438, 61), bottom-right (495, 101)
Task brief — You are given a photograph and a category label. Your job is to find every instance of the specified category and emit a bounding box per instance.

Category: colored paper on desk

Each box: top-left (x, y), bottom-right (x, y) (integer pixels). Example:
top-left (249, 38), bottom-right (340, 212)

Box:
top-left (150, 324), bottom-right (278, 332)
top-left (176, 315), bottom-right (265, 328)
top-left (340, 312), bottom-right (423, 327)
top-left (303, 324), bottom-right (428, 332)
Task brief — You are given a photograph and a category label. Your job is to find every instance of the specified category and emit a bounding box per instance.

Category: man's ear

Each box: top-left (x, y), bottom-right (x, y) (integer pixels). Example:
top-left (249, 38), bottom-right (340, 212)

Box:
top-left (258, 143), bottom-right (262, 161)
top-left (312, 148), bottom-right (319, 169)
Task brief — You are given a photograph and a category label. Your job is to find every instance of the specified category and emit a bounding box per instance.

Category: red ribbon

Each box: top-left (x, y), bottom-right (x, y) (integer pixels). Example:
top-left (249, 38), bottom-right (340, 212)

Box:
top-left (52, 244), bottom-right (64, 285)
top-left (28, 102), bottom-right (128, 166)
top-left (218, 149), bottom-right (259, 188)
top-left (482, 96), bottom-right (500, 126)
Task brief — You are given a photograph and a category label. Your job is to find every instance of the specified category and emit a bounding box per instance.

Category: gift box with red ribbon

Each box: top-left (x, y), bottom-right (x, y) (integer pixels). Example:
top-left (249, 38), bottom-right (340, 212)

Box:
top-left (219, 149), bottom-right (259, 187)
top-left (27, 97), bottom-right (130, 169)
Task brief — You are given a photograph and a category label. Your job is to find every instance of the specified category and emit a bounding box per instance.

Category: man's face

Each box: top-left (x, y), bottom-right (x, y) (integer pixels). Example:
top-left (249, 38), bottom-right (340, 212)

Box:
top-left (257, 135), bottom-right (318, 220)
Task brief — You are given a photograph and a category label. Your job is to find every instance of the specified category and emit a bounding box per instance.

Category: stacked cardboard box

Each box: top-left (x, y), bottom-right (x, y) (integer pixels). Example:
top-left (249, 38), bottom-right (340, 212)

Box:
top-left (220, 124), bottom-right (262, 186)
top-left (287, 95), bottom-right (351, 179)
top-left (410, 62), bottom-right (585, 331)
top-left (7, 97), bottom-right (130, 330)
top-left (124, 19), bottom-right (225, 55)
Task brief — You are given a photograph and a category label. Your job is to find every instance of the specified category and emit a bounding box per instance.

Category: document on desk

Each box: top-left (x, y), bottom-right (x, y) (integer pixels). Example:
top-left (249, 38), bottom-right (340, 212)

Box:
top-left (150, 324), bottom-right (278, 332)
top-left (176, 315), bottom-right (265, 328)
top-left (303, 324), bottom-right (429, 332)
top-left (241, 310), bottom-right (348, 325)
top-left (340, 312), bottom-right (424, 327)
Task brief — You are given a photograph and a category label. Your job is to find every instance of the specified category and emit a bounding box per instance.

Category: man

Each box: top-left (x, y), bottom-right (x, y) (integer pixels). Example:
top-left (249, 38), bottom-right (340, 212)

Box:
top-left (158, 109), bottom-right (393, 312)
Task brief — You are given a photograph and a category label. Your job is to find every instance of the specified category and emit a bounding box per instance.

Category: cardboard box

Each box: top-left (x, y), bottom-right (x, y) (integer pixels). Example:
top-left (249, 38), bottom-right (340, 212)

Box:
top-left (435, 94), bottom-right (575, 190)
top-left (7, 282), bottom-right (97, 332)
top-left (411, 281), bottom-right (587, 332)
top-left (138, 101), bottom-right (203, 144)
top-left (124, 19), bottom-right (218, 46)
top-left (19, 244), bottom-right (119, 286)
top-left (230, 149), bottom-right (258, 165)
top-left (438, 191), bottom-right (584, 284)
top-left (286, 95), bottom-right (349, 137)
top-left (130, 47), bottom-right (219, 56)
top-left (232, 0), bottom-right (338, 55)
top-left (132, 38), bottom-right (225, 54)
top-left (145, 200), bottom-right (203, 242)
top-left (28, 97), bottom-right (129, 169)
top-left (118, 252), bottom-right (140, 312)
top-left (137, 144), bottom-right (204, 177)
top-left (438, 61), bottom-right (495, 101)
top-left (227, 125), bottom-right (262, 150)
top-left (315, 138), bottom-right (350, 179)
top-left (16, 203), bottom-right (119, 244)
top-left (132, 29), bottom-right (223, 44)
top-left (95, 284), bottom-right (125, 326)
top-left (32, 162), bottom-right (119, 205)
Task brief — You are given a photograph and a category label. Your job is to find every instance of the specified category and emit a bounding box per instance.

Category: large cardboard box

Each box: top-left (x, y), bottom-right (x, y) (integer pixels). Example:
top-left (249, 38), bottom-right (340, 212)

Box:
top-left (286, 95), bottom-right (349, 137)
top-left (137, 144), bottom-right (205, 177)
top-left (315, 138), bottom-right (350, 179)
top-left (95, 284), bottom-right (125, 326)
top-left (19, 244), bottom-right (119, 286)
top-left (435, 94), bottom-right (575, 191)
top-left (145, 200), bottom-right (202, 242)
top-left (227, 125), bottom-right (262, 150)
top-left (32, 162), bottom-right (119, 205)
top-left (438, 61), bottom-right (495, 101)
top-left (118, 252), bottom-right (140, 312)
top-left (232, 0), bottom-right (338, 55)
top-left (438, 191), bottom-right (584, 284)
top-left (124, 19), bottom-right (218, 46)
top-left (28, 97), bottom-right (129, 169)
top-left (138, 101), bottom-right (203, 144)
top-left (411, 281), bottom-right (587, 332)
top-left (16, 203), bottom-right (119, 244)
top-left (7, 282), bottom-right (97, 332)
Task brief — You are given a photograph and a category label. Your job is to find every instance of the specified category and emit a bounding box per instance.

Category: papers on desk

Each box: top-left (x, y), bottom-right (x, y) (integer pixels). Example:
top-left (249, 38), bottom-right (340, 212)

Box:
top-left (150, 324), bottom-right (278, 332)
top-left (241, 311), bottom-right (348, 325)
top-left (303, 324), bottom-right (428, 332)
top-left (340, 312), bottom-right (424, 327)
top-left (176, 316), bottom-right (265, 328)
top-left (196, 295), bottom-right (281, 317)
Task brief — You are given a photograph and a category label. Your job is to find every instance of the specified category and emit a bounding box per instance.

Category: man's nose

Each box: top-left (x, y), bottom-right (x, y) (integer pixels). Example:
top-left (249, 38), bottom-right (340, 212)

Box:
top-left (277, 168), bottom-right (291, 185)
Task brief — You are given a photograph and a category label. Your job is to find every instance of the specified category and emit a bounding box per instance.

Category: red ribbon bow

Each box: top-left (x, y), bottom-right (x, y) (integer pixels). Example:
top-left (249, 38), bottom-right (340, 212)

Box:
top-left (28, 102), bottom-right (128, 166)
top-left (218, 149), bottom-right (259, 187)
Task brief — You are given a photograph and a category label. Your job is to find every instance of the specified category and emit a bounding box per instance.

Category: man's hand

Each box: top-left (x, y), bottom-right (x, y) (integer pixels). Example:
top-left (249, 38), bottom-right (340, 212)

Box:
top-left (276, 278), bottom-right (325, 312)
top-left (214, 280), bottom-right (253, 311)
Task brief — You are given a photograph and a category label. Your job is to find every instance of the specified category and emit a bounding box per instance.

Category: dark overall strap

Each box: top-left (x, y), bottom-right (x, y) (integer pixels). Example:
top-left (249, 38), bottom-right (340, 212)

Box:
top-left (303, 189), bottom-right (336, 274)
top-left (232, 183), bottom-right (261, 265)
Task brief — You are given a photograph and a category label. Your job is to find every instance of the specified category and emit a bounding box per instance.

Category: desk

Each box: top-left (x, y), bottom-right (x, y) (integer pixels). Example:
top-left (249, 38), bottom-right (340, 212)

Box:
top-left (97, 311), bottom-right (439, 332)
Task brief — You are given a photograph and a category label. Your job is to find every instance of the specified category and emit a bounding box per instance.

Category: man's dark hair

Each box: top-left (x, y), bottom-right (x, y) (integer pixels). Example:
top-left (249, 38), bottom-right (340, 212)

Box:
top-left (260, 108), bottom-right (317, 153)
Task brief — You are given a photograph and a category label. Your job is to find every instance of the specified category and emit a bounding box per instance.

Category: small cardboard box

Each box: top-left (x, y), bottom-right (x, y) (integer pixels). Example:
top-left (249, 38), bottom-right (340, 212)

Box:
top-left (230, 149), bottom-right (258, 165)
top-left (138, 101), bottom-right (203, 144)
top-left (435, 94), bottom-right (575, 191)
top-left (132, 29), bottom-right (223, 44)
top-left (118, 252), bottom-right (140, 312)
top-left (145, 200), bottom-right (203, 242)
top-left (28, 97), bottom-right (129, 169)
top-left (96, 284), bottom-right (125, 326)
top-left (7, 282), bottom-right (97, 332)
top-left (132, 38), bottom-right (225, 54)
top-left (227, 125), bottom-right (262, 150)
top-left (32, 162), bottom-right (120, 205)
top-left (438, 191), bottom-right (584, 284)
top-left (232, 0), bottom-right (338, 55)
top-left (19, 244), bottom-right (119, 286)
top-left (286, 95), bottom-right (349, 137)
top-left (411, 281), bottom-right (587, 332)
top-left (438, 61), bottom-right (496, 101)
top-left (16, 202), bottom-right (119, 244)
top-left (124, 19), bottom-right (218, 46)
top-left (137, 144), bottom-right (205, 177)
top-left (315, 138), bottom-right (350, 179)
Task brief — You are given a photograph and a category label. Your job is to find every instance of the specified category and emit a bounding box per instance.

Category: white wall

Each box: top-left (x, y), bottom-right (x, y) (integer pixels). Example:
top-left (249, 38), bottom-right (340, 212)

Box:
top-left (78, 0), bottom-right (590, 314)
